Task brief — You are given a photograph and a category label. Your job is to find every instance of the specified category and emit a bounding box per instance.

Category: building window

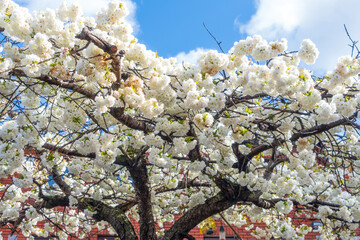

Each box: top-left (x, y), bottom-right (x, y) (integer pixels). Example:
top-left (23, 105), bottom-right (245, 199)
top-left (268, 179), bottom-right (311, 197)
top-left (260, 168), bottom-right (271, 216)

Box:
top-left (312, 221), bottom-right (323, 230)
top-left (8, 235), bottom-right (17, 240)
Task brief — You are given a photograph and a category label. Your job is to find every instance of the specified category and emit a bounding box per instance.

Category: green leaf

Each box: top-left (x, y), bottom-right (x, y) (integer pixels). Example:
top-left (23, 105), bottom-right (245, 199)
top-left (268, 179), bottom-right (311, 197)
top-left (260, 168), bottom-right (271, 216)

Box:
top-left (47, 153), bottom-right (55, 162)
top-left (72, 116), bottom-right (81, 124)
top-left (304, 90), bottom-right (312, 96)
top-left (238, 128), bottom-right (248, 136)
top-left (245, 143), bottom-right (253, 148)
top-left (202, 113), bottom-right (208, 122)
top-left (245, 108), bottom-right (253, 114)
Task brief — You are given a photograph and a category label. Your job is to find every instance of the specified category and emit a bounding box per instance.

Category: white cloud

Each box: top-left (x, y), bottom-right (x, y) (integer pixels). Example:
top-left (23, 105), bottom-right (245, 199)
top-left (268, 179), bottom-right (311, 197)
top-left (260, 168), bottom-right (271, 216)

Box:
top-left (175, 48), bottom-right (209, 65)
top-left (238, 0), bottom-right (360, 73)
top-left (14, 0), bottom-right (139, 33)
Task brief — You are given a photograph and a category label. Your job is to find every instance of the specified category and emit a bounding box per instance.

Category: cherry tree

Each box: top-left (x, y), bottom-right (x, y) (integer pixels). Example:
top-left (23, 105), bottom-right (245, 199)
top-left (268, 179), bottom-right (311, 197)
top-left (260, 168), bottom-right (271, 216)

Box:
top-left (1, 1), bottom-right (360, 239)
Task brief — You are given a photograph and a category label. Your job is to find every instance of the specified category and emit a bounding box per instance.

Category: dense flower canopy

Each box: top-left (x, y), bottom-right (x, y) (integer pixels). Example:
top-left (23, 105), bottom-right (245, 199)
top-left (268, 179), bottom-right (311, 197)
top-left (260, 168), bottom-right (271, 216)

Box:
top-left (0, 0), bottom-right (360, 240)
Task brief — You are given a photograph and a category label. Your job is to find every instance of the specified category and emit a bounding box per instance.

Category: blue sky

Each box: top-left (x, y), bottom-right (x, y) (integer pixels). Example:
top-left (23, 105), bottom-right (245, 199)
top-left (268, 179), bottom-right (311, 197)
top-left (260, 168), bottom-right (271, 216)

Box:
top-left (132, 0), bottom-right (255, 58)
top-left (13, 0), bottom-right (360, 74)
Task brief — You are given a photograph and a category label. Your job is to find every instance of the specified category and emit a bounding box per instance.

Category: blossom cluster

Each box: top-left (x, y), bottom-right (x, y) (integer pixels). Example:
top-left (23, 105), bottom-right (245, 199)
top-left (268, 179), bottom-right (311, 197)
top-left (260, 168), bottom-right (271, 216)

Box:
top-left (1, 0), bottom-right (360, 239)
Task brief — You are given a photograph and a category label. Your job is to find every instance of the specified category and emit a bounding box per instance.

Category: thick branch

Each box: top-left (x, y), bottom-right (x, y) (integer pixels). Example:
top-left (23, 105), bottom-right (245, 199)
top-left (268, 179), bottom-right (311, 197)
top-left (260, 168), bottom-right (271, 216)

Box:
top-left (232, 139), bottom-right (284, 171)
top-left (263, 151), bottom-right (288, 180)
top-left (232, 115), bottom-right (357, 171)
top-left (76, 27), bottom-right (117, 54)
top-left (124, 147), bottom-right (156, 239)
top-left (8, 212), bottom-right (26, 235)
top-left (127, 158), bottom-right (156, 240)
top-left (109, 107), bottom-right (154, 132)
top-left (42, 76), bottom-right (154, 133)
top-left (36, 195), bottom-right (137, 240)
top-left (50, 167), bottom-right (71, 196)
top-left (36, 195), bottom-right (69, 209)
top-left (75, 27), bottom-right (125, 90)
top-left (226, 93), bottom-right (268, 108)
top-left (42, 143), bottom-right (96, 158)
top-left (155, 180), bottom-right (211, 194)
top-left (8, 70), bottom-right (97, 100)
top-left (290, 114), bottom-right (356, 142)
top-left (252, 196), bottom-right (278, 209)
top-left (163, 193), bottom-right (238, 240)
top-left (42, 143), bottom-right (129, 165)
top-left (38, 75), bottom-right (97, 100)
top-left (213, 176), bottom-right (242, 201)
top-left (78, 198), bottom-right (138, 240)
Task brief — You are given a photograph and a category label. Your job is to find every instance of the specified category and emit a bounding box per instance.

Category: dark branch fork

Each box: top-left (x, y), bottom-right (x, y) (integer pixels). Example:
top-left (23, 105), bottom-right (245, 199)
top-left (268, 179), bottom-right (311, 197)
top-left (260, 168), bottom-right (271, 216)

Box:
top-left (8, 28), bottom-right (155, 133)
top-left (31, 151), bottom-right (138, 240)
top-left (74, 27), bottom-right (155, 133)
top-left (75, 27), bottom-right (125, 91)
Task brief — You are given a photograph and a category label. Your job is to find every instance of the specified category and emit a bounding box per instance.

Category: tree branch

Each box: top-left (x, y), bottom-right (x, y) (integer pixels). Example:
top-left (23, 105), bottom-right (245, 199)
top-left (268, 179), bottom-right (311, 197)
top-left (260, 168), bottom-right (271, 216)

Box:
top-left (78, 198), bottom-right (138, 240)
top-left (35, 194), bottom-right (138, 240)
top-left (42, 143), bottom-right (96, 158)
top-left (163, 193), bottom-right (239, 240)
top-left (109, 107), bottom-right (155, 132)
top-left (41, 143), bottom-right (129, 166)
top-left (155, 180), bottom-right (211, 194)
top-left (75, 27), bottom-right (125, 90)
top-left (219, 212), bottom-right (243, 240)
top-left (50, 167), bottom-right (72, 196)
top-left (126, 153), bottom-right (156, 239)
top-left (291, 114), bottom-right (357, 142)
top-left (232, 139), bottom-right (284, 171)
top-left (37, 74), bottom-right (97, 100)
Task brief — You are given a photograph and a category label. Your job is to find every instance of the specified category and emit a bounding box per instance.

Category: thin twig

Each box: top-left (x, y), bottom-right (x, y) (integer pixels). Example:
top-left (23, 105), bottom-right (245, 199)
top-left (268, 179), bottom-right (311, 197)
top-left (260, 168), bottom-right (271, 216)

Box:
top-left (203, 22), bottom-right (225, 54)
top-left (344, 24), bottom-right (360, 58)
top-left (219, 212), bottom-right (243, 240)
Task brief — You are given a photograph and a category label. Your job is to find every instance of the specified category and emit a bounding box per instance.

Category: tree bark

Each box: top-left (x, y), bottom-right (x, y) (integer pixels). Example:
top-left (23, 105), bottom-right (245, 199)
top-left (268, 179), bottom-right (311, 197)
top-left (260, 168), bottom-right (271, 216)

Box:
top-left (163, 193), bottom-right (236, 240)
top-left (127, 159), bottom-right (157, 240)
top-left (79, 199), bottom-right (138, 240)
top-left (109, 107), bottom-right (154, 133)
top-left (37, 195), bottom-right (138, 240)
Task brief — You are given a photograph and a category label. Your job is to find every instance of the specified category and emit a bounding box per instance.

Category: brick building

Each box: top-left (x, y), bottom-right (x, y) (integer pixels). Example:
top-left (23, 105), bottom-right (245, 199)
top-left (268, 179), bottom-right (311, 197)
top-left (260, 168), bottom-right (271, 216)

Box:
top-left (0, 150), bottom-right (356, 240)
top-left (0, 174), bottom-right (329, 240)
top-left (1, 216), bottom-right (325, 240)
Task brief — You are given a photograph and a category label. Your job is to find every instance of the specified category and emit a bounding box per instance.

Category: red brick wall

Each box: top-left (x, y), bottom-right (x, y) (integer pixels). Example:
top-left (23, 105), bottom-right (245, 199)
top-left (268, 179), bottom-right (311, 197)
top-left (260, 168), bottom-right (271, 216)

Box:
top-left (0, 177), bottom-right (329, 240)
top-left (0, 212), bottom-right (326, 240)
top-left (0, 152), bottom-right (351, 240)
